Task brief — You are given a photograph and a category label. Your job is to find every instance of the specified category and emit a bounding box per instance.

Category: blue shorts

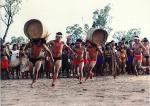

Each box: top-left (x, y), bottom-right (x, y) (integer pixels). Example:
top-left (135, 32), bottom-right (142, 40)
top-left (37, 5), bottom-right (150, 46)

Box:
top-left (96, 56), bottom-right (104, 64)
top-left (127, 55), bottom-right (133, 64)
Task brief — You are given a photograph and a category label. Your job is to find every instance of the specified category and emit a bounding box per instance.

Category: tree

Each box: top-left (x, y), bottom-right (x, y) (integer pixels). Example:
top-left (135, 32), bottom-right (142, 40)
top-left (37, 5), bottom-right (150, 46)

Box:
top-left (84, 24), bottom-right (89, 33)
top-left (113, 31), bottom-right (126, 42)
top-left (17, 36), bottom-right (25, 43)
top-left (125, 28), bottom-right (141, 42)
top-left (11, 36), bottom-right (25, 44)
top-left (66, 24), bottom-right (83, 43)
top-left (92, 4), bottom-right (112, 33)
top-left (11, 36), bottom-right (17, 44)
top-left (113, 28), bottom-right (141, 42)
top-left (0, 0), bottom-right (22, 43)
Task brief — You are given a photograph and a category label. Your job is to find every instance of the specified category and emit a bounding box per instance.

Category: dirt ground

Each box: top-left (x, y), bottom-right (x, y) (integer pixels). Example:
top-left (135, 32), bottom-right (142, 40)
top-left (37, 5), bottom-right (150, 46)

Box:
top-left (1, 75), bottom-right (150, 106)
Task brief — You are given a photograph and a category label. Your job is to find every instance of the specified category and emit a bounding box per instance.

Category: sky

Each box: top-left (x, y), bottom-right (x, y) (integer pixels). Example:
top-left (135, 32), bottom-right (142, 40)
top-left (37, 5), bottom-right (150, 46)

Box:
top-left (0, 0), bottom-right (150, 42)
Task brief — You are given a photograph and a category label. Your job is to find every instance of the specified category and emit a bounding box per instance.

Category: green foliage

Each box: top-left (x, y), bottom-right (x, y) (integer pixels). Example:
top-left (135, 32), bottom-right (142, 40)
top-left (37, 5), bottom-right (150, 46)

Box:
top-left (11, 36), bottom-right (25, 44)
top-left (84, 24), bottom-right (89, 33)
top-left (66, 24), bottom-right (83, 43)
top-left (125, 28), bottom-right (141, 41)
top-left (113, 31), bottom-right (126, 42)
top-left (113, 28), bottom-right (141, 42)
top-left (92, 4), bottom-right (112, 33)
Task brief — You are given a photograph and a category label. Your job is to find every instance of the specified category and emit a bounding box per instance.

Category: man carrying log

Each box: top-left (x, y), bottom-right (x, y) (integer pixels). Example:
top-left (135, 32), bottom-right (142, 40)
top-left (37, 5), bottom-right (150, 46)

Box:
top-left (84, 40), bottom-right (103, 81)
top-left (23, 19), bottom-right (54, 88)
top-left (24, 39), bottom-right (54, 88)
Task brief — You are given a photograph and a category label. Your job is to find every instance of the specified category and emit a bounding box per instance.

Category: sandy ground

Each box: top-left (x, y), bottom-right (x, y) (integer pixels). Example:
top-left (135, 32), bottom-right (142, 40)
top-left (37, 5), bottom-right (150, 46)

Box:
top-left (1, 75), bottom-right (150, 106)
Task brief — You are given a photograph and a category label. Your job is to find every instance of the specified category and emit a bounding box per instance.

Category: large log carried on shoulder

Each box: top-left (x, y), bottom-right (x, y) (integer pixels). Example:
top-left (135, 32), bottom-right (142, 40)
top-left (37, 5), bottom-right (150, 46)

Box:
top-left (86, 28), bottom-right (108, 45)
top-left (24, 19), bottom-right (49, 40)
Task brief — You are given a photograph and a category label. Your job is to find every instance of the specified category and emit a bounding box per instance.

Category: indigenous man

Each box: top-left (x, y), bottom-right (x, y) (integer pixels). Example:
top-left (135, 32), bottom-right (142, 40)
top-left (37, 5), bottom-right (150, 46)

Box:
top-left (132, 36), bottom-right (146, 76)
top-left (24, 38), bottom-right (54, 88)
top-left (72, 39), bottom-right (86, 84)
top-left (84, 40), bottom-right (102, 82)
top-left (126, 40), bottom-right (134, 74)
top-left (111, 40), bottom-right (118, 79)
top-left (142, 38), bottom-right (150, 66)
top-left (48, 32), bottom-right (75, 86)
top-left (103, 43), bottom-right (113, 74)
top-left (118, 43), bottom-right (127, 74)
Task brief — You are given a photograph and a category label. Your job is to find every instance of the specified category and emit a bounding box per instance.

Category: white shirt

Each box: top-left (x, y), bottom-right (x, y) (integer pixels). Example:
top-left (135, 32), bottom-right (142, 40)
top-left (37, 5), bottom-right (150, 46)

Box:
top-left (10, 50), bottom-right (19, 62)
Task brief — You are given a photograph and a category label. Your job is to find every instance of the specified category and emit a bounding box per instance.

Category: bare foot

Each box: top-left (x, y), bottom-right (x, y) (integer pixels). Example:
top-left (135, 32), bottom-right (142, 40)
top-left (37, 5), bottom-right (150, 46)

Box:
top-left (52, 83), bottom-right (55, 87)
top-left (84, 78), bottom-right (88, 82)
top-left (31, 83), bottom-right (33, 88)
top-left (79, 81), bottom-right (82, 84)
top-left (90, 72), bottom-right (94, 79)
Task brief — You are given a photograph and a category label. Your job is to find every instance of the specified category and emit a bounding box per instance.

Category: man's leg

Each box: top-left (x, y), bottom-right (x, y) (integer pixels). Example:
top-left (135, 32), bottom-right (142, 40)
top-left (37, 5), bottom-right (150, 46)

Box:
top-left (133, 59), bottom-right (138, 76)
top-left (52, 60), bottom-right (62, 86)
top-left (78, 62), bottom-right (84, 84)
top-left (31, 61), bottom-right (42, 88)
top-left (85, 61), bottom-right (96, 81)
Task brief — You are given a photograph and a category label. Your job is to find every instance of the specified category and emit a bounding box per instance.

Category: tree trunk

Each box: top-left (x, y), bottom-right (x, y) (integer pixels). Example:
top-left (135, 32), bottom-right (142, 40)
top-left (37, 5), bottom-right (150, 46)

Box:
top-left (3, 24), bottom-right (10, 43)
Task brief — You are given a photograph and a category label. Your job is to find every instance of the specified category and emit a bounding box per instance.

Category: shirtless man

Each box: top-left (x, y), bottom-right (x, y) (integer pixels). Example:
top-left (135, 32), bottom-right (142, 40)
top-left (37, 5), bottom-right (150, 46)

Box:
top-left (84, 41), bottom-right (102, 81)
top-left (104, 43), bottom-right (113, 74)
top-left (142, 38), bottom-right (150, 67)
top-left (132, 36), bottom-right (146, 76)
top-left (48, 32), bottom-right (75, 86)
top-left (72, 39), bottom-right (86, 84)
top-left (111, 40), bottom-right (119, 79)
top-left (118, 43), bottom-right (127, 74)
top-left (24, 38), bottom-right (54, 88)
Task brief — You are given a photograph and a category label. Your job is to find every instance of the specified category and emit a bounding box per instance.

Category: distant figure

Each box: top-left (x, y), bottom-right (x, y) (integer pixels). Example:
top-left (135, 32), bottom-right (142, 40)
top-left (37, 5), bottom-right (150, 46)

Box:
top-left (10, 44), bottom-right (20, 79)
top-left (132, 36), bottom-right (146, 76)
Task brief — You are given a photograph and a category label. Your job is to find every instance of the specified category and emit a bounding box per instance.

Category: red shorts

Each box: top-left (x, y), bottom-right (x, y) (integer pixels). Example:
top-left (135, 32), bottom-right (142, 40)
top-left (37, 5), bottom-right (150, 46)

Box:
top-left (73, 59), bottom-right (84, 65)
top-left (134, 55), bottom-right (142, 61)
top-left (84, 59), bottom-right (96, 63)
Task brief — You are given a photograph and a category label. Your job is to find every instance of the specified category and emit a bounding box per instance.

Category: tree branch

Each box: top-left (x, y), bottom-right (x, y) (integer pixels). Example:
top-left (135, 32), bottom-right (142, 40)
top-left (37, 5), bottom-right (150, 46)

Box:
top-left (0, 15), bottom-right (7, 25)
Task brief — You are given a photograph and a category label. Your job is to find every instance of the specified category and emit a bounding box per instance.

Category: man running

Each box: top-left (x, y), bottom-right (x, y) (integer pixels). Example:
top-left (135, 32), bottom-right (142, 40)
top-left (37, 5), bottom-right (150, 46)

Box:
top-left (48, 32), bottom-right (75, 86)
top-left (24, 38), bottom-right (54, 88)
top-left (84, 40), bottom-right (102, 82)
top-left (72, 39), bottom-right (86, 84)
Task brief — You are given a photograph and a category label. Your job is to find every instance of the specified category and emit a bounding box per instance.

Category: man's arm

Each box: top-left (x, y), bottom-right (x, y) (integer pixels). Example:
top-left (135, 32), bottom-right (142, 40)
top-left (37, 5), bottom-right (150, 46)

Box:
top-left (24, 42), bottom-right (31, 51)
top-left (83, 48), bottom-right (87, 60)
top-left (97, 45), bottom-right (103, 54)
top-left (43, 44), bottom-right (54, 63)
top-left (140, 42), bottom-right (146, 51)
top-left (48, 40), bottom-right (54, 46)
top-left (64, 44), bottom-right (76, 55)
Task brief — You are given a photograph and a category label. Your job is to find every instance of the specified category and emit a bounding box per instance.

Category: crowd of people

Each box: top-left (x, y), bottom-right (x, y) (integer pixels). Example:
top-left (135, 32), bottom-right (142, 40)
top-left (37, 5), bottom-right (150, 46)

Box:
top-left (1, 32), bottom-right (150, 87)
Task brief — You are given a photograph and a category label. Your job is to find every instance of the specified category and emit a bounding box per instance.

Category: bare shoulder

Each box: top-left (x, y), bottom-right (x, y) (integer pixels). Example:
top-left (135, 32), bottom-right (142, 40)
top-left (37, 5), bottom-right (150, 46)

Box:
top-left (48, 40), bottom-right (54, 44)
top-left (61, 41), bottom-right (65, 45)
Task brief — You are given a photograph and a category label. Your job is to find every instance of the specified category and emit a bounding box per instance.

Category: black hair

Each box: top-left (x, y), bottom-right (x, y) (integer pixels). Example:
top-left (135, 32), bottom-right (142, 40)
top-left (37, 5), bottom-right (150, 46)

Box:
top-left (76, 39), bottom-right (83, 43)
top-left (13, 44), bottom-right (17, 47)
top-left (56, 32), bottom-right (62, 35)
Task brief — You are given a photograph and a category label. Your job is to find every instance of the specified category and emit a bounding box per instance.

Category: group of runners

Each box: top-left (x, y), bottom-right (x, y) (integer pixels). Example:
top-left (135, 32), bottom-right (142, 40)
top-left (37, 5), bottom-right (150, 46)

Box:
top-left (1, 32), bottom-right (150, 88)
